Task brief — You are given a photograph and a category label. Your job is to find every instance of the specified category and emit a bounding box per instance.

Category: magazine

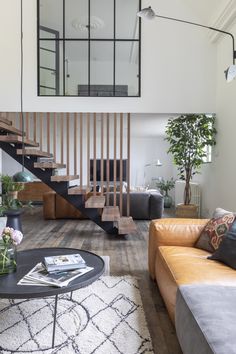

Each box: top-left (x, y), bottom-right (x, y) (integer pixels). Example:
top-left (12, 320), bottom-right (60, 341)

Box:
top-left (43, 253), bottom-right (86, 273)
top-left (18, 262), bottom-right (94, 288)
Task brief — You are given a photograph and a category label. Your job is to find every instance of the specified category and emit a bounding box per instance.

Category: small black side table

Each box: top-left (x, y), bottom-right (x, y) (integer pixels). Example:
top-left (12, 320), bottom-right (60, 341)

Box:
top-left (0, 247), bottom-right (104, 348)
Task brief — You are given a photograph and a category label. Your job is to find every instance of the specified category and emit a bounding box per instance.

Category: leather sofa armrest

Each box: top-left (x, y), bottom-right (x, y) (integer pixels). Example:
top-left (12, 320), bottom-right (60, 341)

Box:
top-left (43, 191), bottom-right (56, 219)
top-left (148, 218), bottom-right (209, 279)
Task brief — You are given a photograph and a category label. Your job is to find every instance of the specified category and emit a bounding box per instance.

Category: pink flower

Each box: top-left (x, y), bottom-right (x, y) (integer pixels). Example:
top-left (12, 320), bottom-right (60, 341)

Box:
top-left (11, 230), bottom-right (23, 246)
top-left (1, 227), bottom-right (23, 246)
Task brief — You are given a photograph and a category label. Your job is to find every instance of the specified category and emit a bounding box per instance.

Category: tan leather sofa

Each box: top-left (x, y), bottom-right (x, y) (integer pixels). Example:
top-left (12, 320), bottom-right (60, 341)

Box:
top-left (149, 218), bottom-right (236, 324)
top-left (43, 191), bottom-right (89, 219)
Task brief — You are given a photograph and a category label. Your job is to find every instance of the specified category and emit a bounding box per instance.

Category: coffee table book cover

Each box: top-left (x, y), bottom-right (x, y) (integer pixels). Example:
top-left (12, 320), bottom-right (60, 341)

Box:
top-left (18, 262), bottom-right (93, 288)
top-left (43, 253), bottom-right (86, 272)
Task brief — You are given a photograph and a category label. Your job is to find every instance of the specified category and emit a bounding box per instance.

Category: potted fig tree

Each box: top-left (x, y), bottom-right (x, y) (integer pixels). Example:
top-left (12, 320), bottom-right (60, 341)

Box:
top-left (165, 114), bottom-right (217, 217)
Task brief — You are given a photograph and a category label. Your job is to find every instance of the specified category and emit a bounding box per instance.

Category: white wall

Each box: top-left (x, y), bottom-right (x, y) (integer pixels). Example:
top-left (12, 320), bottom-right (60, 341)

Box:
top-left (198, 21), bottom-right (236, 217)
top-left (0, 0), bottom-right (216, 113)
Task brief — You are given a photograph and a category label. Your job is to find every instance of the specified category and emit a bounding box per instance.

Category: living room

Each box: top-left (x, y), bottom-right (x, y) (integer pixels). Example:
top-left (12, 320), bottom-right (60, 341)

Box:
top-left (0, 0), bottom-right (236, 353)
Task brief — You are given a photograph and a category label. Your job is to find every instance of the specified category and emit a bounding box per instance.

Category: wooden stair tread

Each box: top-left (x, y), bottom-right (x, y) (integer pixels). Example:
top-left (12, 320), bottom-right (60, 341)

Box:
top-left (0, 135), bottom-right (39, 147)
top-left (68, 186), bottom-right (90, 195)
top-left (51, 175), bottom-right (79, 182)
top-left (85, 196), bottom-right (106, 208)
top-left (117, 217), bottom-right (137, 234)
top-left (102, 206), bottom-right (120, 221)
top-left (34, 162), bottom-right (66, 169)
top-left (0, 117), bottom-right (12, 125)
top-left (0, 122), bottom-right (23, 135)
top-left (17, 149), bottom-right (52, 157)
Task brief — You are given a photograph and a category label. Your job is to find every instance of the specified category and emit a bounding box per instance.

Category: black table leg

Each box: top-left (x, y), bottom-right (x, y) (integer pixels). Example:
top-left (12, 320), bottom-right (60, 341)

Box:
top-left (52, 294), bottom-right (58, 348)
top-left (70, 291), bottom-right (73, 300)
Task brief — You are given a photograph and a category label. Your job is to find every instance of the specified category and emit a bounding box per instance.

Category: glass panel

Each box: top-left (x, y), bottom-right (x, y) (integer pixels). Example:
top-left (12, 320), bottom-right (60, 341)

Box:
top-left (65, 0), bottom-right (88, 39)
top-left (90, 41), bottom-right (114, 96)
top-left (39, 0), bottom-right (63, 38)
top-left (39, 40), bottom-right (63, 95)
top-left (90, 0), bottom-right (114, 39)
top-left (115, 41), bottom-right (139, 96)
top-left (116, 0), bottom-right (140, 39)
top-left (65, 41), bottom-right (88, 96)
top-left (40, 29), bottom-right (56, 39)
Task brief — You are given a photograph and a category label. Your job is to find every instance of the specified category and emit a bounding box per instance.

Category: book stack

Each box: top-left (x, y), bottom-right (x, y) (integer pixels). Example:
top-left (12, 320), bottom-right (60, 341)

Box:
top-left (37, 156), bottom-right (54, 163)
top-left (18, 254), bottom-right (93, 288)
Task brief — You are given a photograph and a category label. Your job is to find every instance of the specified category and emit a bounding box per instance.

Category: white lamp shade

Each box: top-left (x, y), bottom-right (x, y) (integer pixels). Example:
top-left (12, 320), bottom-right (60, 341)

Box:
top-left (225, 65), bottom-right (236, 82)
top-left (137, 6), bottom-right (156, 20)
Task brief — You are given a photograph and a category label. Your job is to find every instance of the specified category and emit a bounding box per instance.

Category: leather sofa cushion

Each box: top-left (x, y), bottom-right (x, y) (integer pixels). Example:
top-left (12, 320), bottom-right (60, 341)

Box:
top-left (149, 218), bottom-right (208, 280)
top-left (158, 246), bottom-right (236, 286)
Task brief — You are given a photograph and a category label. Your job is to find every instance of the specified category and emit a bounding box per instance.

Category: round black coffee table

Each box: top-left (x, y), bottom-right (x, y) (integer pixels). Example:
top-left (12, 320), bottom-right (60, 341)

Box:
top-left (0, 247), bottom-right (105, 348)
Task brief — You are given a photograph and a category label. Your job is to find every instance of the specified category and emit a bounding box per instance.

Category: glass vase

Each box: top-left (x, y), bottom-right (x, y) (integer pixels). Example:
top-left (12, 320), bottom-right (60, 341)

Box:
top-left (0, 242), bottom-right (17, 275)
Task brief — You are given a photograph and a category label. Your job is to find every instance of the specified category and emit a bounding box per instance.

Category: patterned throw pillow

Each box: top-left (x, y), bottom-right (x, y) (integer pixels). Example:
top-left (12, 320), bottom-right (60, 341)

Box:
top-left (195, 213), bottom-right (235, 253)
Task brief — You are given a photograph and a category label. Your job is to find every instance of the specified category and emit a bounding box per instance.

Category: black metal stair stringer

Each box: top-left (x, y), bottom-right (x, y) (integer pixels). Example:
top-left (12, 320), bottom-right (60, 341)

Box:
top-left (0, 142), bottom-right (118, 234)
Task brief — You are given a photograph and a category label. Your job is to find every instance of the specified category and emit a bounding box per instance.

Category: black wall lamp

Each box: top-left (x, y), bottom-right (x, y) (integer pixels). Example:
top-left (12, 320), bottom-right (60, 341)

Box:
top-left (137, 6), bottom-right (236, 82)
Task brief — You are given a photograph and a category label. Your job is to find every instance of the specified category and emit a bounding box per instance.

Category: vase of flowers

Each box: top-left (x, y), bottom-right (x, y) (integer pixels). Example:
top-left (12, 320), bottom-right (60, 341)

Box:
top-left (0, 227), bottom-right (23, 275)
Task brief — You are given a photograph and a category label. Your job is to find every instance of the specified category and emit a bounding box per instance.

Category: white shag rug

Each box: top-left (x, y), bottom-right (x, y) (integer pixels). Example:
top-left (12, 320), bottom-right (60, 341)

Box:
top-left (0, 276), bottom-right (154, 354)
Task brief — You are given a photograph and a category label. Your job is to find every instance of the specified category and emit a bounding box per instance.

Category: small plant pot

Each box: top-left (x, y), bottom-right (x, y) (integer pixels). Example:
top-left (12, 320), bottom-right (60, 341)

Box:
top-left (164, 195), bottom-right (172, 208)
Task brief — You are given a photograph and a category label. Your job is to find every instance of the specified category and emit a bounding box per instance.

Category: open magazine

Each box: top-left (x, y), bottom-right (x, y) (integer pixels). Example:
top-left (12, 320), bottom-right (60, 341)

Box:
top-left (18, 262), bottom-right (94, 288)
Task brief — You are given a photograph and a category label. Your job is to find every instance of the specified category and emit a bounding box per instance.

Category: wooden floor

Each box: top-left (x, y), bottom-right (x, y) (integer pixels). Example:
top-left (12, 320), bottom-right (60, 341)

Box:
top-left (19, 207), bottom-right (182, 354)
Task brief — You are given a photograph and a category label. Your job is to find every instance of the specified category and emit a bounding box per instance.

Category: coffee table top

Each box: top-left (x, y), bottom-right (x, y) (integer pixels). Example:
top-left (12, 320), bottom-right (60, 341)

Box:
top-left (0, 248), bottom-right (105, 299)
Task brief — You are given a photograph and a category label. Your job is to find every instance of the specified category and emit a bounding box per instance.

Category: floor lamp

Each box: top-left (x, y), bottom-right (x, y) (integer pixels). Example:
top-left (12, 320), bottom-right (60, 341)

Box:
top-left (137, 6), bottom-right (236, 82)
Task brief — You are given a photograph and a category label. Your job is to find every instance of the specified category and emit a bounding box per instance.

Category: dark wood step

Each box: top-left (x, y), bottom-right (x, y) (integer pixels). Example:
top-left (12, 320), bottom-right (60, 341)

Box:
top-left (0, 117), bottom-right (12, 125)
top-left (117, 217), bottom-right (137, 234)
top-left (85, 196), bottom-right (106, 208)
top-left (51, 175), bottom-right (79, 182)
top-left (0, 122), bottom-right (23, 135)
top-left (68, 186), bottom-right (91, 195)
top-left (17, 149), bottom-right (52, 157)
top-left (102, 206), bottom-right (120, 221)
top-left (0, 135), bottom-right (39, 147)
top-left (34, 162), bottom-right (66, 169)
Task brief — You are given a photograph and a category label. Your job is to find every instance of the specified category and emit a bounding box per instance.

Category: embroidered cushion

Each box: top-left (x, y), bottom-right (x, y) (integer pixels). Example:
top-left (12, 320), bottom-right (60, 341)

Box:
top-left (195, 211), bottom-right (235, 253)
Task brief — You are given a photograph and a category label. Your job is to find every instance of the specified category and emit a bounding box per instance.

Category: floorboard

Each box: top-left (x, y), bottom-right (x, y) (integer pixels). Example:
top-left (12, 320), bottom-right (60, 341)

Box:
top-left (19, 207), bottom-right (182, 354)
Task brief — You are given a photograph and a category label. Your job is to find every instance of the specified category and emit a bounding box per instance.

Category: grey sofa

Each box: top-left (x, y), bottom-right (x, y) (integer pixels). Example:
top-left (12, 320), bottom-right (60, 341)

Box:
top-left (176, 284), bottom-right (236, 354)
top-left (108, 191), bottom-right (163, 220)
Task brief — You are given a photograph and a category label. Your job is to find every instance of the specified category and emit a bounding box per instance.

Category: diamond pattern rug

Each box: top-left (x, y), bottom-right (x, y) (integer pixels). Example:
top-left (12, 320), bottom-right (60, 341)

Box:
top-left (0, 276), bottom-right (154, 354)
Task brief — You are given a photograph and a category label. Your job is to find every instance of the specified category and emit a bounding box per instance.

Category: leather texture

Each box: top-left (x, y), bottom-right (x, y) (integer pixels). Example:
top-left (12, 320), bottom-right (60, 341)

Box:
top-left (43, 191), bottom-right (86, 219)
top-left (149, 218), bottom-right (209, 280)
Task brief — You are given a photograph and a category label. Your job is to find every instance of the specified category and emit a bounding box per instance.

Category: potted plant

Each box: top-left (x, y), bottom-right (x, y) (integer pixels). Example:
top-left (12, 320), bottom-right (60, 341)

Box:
top-left (0, 175), bottom-right (25, 232)
top-left (156, 178), bottom-right (175, 208)
top-left (165, 114), bottom-right (217, 217)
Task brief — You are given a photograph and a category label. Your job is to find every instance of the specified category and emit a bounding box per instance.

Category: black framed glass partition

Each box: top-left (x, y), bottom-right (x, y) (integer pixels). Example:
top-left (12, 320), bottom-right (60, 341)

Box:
top-left (38, 0), bottom-right (141, 97)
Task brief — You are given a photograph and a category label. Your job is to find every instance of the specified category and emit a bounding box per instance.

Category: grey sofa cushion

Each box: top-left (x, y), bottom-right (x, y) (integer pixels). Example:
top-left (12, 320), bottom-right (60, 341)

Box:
top-left (108, 192), bottom-right (163, 219)
top-left (176, 285), bottom-right (236, 354)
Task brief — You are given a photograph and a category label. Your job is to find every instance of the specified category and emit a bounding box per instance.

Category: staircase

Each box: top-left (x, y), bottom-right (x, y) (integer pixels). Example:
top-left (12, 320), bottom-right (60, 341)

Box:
top-left (0, 114), bottom-right (136, 235)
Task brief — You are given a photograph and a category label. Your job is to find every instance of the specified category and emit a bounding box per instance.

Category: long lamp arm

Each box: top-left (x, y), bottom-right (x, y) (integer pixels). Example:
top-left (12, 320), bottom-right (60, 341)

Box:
top-left (156, 14), bottom-right (236, 64)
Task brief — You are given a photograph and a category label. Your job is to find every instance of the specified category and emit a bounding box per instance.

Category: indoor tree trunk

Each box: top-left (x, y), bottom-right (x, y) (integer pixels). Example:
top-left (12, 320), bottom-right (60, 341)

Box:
top-left (184, 174), bottom-right (191, 204)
